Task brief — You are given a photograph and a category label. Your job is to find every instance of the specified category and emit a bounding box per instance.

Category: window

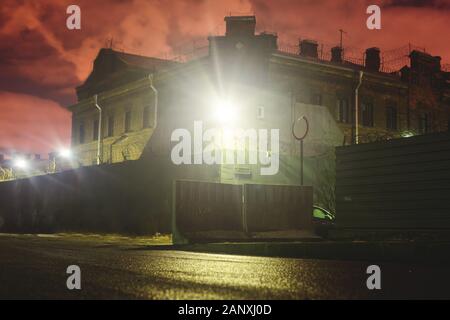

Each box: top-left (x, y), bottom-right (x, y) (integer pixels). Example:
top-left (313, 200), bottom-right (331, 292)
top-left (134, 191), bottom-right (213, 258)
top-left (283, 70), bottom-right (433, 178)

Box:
top-left (124, 111), bottom-right (132, 132)
top-left (361, 102), bottom-right (374, 127)
top-left (79, 123), bottom-right (85, 144)
top-left (257, 106), bottom-right (265, 119)
top-left (310, 92), bottom-right (322, 106)
top-left (295, 92), bottom-right (304, 103)
top-left (93, 119), bottom-right (99, 140)
top-left (107, 115), bottom-right (114, 137)
top-left (337, 98), bottom-right (351, 123)
top-left (143, 106), bottom-right (151, 128)
top-left (418, 113), bottom-right (429, 134)
top-left (411, 72), bottom-right (419, 85)
top-left (386, 106), bottom-right (397, 130)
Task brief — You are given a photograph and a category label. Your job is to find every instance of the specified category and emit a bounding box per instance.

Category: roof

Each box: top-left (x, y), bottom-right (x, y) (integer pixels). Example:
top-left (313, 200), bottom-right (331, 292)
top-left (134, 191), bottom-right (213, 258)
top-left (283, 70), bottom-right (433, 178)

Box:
top-left (75, 48), bottom-right (180, 100)
top-left (224, 15), bottom-right (256, 22)
top-left (112, 50), bottom-right (178, 70)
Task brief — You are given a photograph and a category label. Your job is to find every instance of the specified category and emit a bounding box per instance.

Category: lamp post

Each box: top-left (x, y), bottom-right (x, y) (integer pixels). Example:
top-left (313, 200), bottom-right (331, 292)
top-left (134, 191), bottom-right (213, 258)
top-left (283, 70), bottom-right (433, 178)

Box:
top-left (292, 115), bottom-right (309, 186)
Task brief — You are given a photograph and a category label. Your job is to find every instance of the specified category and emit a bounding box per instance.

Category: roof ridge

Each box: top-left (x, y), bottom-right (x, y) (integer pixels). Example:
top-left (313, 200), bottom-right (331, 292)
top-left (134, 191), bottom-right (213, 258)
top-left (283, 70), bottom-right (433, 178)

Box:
top-left (111, 49), bottom-right (169, 62)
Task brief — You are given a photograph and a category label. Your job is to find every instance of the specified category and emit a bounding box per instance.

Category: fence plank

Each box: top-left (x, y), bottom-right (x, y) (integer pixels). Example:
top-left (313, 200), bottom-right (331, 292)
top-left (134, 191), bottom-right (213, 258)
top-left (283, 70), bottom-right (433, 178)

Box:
top-left (336, 132), bottom-right (450, 230)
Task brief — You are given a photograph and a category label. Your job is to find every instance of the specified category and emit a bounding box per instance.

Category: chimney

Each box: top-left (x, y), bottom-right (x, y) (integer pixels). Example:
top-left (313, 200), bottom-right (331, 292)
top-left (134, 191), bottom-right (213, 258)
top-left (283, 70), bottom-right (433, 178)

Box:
top-left (300, 40), bottom-right (318, 58)
top-left (224, 16), bottom-right (256, 37)
top-left (259, 32), bottom-right (278, 51)
top-left (331, 46), bottom-right (343, 63)
top-left (365, 47), bottom-right (381, 72)
top-left (410, 50), bottom-right (441, 73)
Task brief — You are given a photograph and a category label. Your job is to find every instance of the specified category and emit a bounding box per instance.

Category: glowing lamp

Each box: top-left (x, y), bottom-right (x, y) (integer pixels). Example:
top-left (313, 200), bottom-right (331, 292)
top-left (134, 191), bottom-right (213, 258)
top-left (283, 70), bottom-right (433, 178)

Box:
top-left (213, 99), bottom-right (237, 125)
top-left (58, 148), bottom-right (72, 159)
top-left (13, 158), bottom-right (28, 169)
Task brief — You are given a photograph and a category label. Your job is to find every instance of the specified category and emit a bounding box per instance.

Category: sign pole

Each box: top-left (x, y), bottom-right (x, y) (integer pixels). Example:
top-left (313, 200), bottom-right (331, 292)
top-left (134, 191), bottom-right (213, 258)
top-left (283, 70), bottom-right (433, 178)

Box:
top-left (300, 139), bottom-right (304, 186)
top-left (292, 116), bottom-right (309, 186)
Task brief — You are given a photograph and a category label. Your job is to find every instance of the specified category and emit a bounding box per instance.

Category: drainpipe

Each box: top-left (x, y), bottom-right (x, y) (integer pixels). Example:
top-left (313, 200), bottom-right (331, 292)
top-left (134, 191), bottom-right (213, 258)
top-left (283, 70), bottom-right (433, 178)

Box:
top-left (148, 74), bottom-right (158, 128)
top-left (354, 71), bottom-right (364, 144)
top-left (94, 94), bottom-right (102, 164)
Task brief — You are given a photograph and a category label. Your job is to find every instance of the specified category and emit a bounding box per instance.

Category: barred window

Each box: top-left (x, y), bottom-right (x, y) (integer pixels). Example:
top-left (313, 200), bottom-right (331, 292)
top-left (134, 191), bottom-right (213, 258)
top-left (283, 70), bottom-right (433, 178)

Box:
top-left (107, 115), bottom-right (114, 137)
top-left (143, 106), bottom-right (151, 128)
top-left (79, 122), bottom-right (85, 144)
top-left (93, 119), bottom-right (99, 140)
top-left (386, 106), bottom-right (397, 130)
top-left (418, 113), bottom-right (429, 134)
top-left (124, 111), bottom-right (132, 132)
top-left (337, 98), bottom-right (351, 123)
top-left (361, 102), bottom-right (374, 127)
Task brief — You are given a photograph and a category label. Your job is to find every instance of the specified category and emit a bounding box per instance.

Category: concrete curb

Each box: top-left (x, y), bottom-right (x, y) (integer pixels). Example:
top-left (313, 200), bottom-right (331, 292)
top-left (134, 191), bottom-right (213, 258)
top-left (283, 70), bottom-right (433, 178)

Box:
top-left (177, 240), bottom-right (450, 263)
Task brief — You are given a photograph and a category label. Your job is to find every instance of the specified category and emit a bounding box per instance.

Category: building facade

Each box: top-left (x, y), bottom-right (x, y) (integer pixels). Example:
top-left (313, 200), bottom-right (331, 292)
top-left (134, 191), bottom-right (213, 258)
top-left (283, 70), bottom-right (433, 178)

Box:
top-left (68, 15), bottom-right (450, 208)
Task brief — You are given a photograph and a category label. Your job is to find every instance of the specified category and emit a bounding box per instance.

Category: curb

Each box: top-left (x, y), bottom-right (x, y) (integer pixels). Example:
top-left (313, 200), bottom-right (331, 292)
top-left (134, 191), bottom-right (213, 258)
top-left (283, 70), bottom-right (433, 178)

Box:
top-left (177, 241), bottom-right (450, 263)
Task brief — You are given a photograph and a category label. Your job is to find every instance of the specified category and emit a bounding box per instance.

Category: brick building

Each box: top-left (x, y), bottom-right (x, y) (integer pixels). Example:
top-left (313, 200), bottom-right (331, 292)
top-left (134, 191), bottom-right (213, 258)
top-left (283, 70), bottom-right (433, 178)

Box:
top-left (68, 15), bottom-right (450, 206)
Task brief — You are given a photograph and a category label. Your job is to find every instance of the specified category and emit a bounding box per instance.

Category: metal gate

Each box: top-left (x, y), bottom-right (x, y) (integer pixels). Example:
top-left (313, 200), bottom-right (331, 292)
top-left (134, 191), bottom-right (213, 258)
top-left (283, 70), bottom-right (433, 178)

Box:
top-left (173, 180), bottom-right (313, 243)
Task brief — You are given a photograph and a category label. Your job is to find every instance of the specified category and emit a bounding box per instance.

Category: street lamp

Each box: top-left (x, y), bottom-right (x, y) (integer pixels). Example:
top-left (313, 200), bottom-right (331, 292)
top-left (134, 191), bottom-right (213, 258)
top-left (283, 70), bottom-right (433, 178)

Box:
top-left (213, 98), bottom-right (237, 125)
top-left (58, 148), bottom-right (72, 159)
top-left (13, 158), bottom-right (28, 170)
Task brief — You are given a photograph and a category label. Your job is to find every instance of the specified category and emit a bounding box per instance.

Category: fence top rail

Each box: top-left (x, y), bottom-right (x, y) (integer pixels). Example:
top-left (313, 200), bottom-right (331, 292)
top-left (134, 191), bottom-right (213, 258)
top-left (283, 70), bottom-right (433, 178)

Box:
top-left (336, 132), bottom-right (450, 155)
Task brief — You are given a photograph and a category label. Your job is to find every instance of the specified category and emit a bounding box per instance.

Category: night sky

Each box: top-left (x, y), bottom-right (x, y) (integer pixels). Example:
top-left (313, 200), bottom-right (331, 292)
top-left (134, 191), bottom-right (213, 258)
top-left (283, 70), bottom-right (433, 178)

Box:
top-left (0, 0), bottom-right (449, 156)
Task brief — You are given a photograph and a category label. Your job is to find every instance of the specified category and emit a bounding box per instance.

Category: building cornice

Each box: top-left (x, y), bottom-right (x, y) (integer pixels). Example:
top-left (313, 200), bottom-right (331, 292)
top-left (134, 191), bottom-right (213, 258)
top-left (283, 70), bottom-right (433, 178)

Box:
top-left (271, 52), bottom-right (408, 90)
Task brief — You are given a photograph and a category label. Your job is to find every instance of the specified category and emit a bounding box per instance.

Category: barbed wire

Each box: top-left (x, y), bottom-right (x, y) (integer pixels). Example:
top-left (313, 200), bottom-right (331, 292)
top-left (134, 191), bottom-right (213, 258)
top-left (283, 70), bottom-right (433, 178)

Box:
top-left (157, 33), bottom-right (447, 75)
top-left (277, 38), bottom-right (433, 73)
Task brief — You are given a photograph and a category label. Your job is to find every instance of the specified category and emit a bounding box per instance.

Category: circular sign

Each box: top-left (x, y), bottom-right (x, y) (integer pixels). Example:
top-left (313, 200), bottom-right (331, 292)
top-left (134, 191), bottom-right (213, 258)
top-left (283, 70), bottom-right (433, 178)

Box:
top-left (292, 116), bottom-right (309, 141)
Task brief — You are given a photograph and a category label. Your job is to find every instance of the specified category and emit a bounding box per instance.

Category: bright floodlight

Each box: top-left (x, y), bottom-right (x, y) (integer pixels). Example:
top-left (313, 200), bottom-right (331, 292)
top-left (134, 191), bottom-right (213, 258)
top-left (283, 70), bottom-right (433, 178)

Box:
top-left (13, 158), bottom-right (28, 169)
top-left (214, 99), bottom-right (237, 125)
top-left (58, 148), bottom-right (72, 159)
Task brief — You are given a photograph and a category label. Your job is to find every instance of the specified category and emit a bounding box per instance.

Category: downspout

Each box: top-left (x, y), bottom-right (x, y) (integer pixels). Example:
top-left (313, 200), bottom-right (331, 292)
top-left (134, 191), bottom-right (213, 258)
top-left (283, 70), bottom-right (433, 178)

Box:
top-left (406, 71), bottom-right (411, 130)
top-left (354, 71), bottom-right (364, 144)
top-left (148, 74), bottom-right (158, 129)
top-left (94, 94), bottom-right (102, 164)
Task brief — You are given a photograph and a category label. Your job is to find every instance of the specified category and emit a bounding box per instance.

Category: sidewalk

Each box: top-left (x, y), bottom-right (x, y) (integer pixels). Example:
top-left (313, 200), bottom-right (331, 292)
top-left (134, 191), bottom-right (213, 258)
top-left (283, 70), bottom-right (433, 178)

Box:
top-left (2, 232), bottom-right (449, 263)
top-left (176, 240), bottom-right (450, 263)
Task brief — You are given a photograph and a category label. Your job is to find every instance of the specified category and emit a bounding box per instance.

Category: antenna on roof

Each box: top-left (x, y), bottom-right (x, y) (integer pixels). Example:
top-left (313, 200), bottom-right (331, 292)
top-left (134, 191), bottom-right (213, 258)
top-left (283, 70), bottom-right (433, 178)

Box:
top-left (105, 37), bottom-right (115, 49)
top-left (338, 29), bottom-right (347, 49)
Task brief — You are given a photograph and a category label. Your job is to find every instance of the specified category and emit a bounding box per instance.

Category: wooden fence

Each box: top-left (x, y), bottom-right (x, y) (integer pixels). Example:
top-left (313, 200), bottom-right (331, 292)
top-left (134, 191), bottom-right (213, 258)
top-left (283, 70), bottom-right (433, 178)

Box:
top-left (174, 180), bottom-right (313, 242)
top-left (335, 132), bottom-right (450, 230)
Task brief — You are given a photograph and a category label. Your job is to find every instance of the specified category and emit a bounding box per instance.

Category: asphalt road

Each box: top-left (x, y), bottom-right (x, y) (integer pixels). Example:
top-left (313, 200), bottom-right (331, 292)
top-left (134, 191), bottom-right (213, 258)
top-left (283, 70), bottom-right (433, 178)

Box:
top-left (0, 234), bottom-right (449, 299)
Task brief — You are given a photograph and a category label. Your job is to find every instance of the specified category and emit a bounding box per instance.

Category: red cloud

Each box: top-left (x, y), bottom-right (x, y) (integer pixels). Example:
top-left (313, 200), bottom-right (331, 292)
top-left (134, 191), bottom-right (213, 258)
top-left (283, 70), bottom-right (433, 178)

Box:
top-left (0, 91), bottom-right (71, 156)
top-left (0, 0), bottom-right (448, 155)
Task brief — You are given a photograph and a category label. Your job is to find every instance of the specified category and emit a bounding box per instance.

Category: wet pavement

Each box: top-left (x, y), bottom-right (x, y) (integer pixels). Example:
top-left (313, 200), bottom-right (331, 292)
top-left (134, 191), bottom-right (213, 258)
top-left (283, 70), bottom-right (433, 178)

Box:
top-left (0, 234), bottom-right (449, 299)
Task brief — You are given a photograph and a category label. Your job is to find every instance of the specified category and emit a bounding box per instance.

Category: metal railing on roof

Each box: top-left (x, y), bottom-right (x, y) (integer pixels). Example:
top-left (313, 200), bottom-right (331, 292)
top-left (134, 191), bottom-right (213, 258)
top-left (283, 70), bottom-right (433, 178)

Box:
top-left (158, 34), bottom-right (445, 75)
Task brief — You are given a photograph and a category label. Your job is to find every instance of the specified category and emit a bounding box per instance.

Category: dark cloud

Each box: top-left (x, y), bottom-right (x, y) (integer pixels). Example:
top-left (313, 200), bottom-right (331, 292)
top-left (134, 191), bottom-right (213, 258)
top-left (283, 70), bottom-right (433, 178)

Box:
top-left (383, 0), bottom-right (450, 9)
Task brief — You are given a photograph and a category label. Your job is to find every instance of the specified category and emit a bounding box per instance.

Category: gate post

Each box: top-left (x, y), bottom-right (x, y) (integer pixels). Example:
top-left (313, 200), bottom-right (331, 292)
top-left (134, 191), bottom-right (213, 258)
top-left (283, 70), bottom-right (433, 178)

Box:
top-left (242, 184), bottom-right (248, 234)
top-left (171, 180), bottom-right (188, 245)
